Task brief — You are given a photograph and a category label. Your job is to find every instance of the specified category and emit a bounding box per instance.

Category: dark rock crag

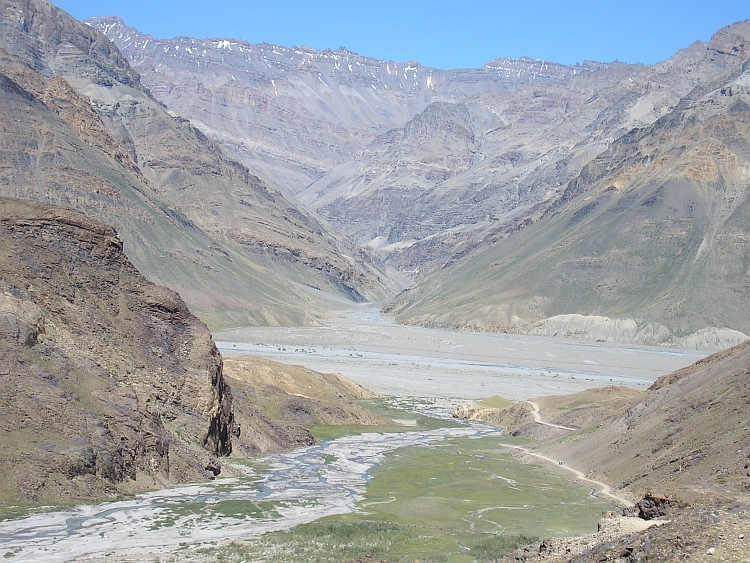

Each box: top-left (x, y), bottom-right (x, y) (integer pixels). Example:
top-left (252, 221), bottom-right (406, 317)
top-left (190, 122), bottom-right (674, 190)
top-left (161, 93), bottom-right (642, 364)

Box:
top-left (0, 197), bottom-right (238, 503)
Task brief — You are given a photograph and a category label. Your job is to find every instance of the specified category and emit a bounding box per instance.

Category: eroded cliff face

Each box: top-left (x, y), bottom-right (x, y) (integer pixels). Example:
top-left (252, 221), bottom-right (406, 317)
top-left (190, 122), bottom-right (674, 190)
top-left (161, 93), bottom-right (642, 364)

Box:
top-left (0, 197), bottom-right (237, 503)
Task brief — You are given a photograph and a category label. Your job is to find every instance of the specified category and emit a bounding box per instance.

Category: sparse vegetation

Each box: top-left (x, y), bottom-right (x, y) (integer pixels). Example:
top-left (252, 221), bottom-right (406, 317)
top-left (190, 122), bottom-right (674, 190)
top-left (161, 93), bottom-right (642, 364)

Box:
top-left (470, 534), bottom-right (539, 559)
top-left (478, 395), bottom-right (515, 410)
top-left (180, 435), bottom-right (608, 563)
top-left (306, 398), bottom-right (461, 441)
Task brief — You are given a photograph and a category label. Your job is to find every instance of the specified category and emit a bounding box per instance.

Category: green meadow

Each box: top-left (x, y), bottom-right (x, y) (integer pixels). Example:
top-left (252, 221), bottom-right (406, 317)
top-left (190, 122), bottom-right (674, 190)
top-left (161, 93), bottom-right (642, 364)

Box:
top-left (306, 398), bottom-right (462, 442)
top-left (194, 435), bottom-right (612, 563)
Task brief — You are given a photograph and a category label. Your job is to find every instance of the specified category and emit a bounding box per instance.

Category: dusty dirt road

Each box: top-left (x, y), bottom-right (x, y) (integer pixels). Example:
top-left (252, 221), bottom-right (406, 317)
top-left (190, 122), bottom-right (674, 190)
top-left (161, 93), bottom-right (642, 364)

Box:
top-left (527, 401), bottom-right (577, 431)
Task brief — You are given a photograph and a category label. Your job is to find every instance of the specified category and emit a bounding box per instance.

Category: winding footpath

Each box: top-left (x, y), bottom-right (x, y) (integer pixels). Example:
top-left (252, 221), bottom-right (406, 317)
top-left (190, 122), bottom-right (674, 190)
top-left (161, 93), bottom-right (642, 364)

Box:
top-left (527, 401), bottom-right (578, 431)
top-left (503, 402), bottom-right (634, 508)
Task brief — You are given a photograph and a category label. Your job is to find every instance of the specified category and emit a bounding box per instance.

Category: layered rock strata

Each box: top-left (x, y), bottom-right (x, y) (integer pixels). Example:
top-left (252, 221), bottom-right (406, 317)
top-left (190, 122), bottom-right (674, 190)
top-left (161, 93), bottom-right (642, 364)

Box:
top-left (0, 197), bottom-right (237, 503)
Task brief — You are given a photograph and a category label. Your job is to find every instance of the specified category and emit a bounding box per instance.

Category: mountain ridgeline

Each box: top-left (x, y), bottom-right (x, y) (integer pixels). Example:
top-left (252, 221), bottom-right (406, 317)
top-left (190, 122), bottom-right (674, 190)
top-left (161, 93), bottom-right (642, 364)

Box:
top-left (90, 15), bottom-right (589, 196)
top-left (92, 14), bottom-right (750, 348)
top-left (0, 0), bottom-right (395, 332)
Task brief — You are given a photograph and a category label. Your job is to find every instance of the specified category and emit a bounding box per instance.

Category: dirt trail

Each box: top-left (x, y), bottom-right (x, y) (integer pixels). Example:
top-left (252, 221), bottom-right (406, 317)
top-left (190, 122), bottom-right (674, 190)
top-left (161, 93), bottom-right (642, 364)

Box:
top-left (527, 401), bottom-right (577, 431)
top-left (501, 443), bottom-right (634, 508)
top-left (512, 402), bottom-right (632, 507)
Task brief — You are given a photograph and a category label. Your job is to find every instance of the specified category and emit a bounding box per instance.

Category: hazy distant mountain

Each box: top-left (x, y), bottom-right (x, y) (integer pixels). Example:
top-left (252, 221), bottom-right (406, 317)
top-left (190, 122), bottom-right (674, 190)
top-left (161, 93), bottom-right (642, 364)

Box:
top-left (387, 26), bottom-right (750, 349)
top-left (89, 15), bottom-right (587, 195)
top-left (87, 10), bottom-right (750, 348)
top-left (302, 23), bottom-right (750, 276)
top-left (0, 0), bottom-right (394, 329)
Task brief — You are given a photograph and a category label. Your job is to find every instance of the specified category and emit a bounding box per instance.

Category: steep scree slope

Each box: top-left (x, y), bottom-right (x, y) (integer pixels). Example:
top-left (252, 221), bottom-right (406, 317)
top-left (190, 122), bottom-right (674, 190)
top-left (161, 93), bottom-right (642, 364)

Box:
top-left (388, 38), bottom-right (750, 348)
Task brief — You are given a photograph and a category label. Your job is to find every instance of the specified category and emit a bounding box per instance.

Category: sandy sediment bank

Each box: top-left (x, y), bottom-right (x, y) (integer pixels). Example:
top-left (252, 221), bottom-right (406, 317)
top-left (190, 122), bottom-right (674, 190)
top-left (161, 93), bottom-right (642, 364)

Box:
top-left (215, 306), bottom-right (705, 401)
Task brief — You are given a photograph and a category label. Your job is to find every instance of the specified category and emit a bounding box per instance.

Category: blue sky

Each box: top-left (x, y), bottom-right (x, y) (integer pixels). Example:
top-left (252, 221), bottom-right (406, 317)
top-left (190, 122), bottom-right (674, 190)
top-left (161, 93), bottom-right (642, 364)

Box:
top-left (58, 0), bottom-right (749, 69)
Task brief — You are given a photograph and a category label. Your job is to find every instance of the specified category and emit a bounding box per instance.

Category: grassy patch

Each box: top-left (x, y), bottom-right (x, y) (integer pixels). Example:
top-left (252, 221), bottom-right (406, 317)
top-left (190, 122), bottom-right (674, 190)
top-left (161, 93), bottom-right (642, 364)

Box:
top-left (306, 398), bottom-right (460, 442)
top-left (147, 498), bottom-right (291, 531)
top-left (353, 437), bottom-right (610, 537)
top-left (565, 399), bottom-right (593, 409)
top-left (478, 396), bottom-right (515, 410)
top-left (470, 534), bottom-right (539, 559)
top-left (199, 520), bottom-right (533, 563)
top-left (192, 436), bottom-right (610, 563)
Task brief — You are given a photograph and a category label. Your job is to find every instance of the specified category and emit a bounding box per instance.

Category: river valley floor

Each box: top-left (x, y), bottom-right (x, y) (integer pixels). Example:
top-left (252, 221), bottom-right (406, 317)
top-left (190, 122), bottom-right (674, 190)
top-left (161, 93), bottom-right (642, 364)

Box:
top-left (215, 305), bottom-right (706, 401)
top-left (0, 306), bottom-right (710, 562)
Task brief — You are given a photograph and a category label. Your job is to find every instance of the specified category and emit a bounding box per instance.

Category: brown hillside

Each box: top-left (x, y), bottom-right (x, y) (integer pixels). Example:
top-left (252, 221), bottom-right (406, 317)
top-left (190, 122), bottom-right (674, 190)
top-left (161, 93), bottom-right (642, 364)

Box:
top-left (534, 386), bottom-right (643, 430)
top-left (224, 357), bottom-right (388, 444)
top-left (543, 340), bottom-right (750, 498)
top-left (0, 198), bottom-right (390, 505)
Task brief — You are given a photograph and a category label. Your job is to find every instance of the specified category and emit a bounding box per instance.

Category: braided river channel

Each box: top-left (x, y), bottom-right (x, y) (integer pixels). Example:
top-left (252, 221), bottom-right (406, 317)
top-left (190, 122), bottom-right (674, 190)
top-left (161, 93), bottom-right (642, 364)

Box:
top-left (0, 306), bottom-right (706, 562)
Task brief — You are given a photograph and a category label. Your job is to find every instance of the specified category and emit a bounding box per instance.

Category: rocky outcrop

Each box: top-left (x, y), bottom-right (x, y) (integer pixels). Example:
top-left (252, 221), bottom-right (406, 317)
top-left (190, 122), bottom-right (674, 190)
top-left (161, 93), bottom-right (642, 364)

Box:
top-left (452, 401), bottom-right (534, 431)
top-left (224, 356), bottom-right (388, 457)
top-left (499, 501), bottom-right (750, 563)
top-left (0, 293), bottom-right (44, 346)
top-left (623, 491), bottom-right (679, 520)
top-left (0, 197), bottom-right (238, 503)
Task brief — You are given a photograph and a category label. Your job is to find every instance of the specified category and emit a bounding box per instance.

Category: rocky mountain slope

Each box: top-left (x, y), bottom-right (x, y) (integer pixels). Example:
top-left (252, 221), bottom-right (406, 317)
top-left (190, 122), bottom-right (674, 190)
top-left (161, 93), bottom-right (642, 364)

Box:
top-left (302, 22), bottom-right (750, 275)
top-left (543, 339), bottom-right (750, 499)
top-left (89, 16), bottom-right (586, 195)
top-left (387, 26), bottom-right (750, 348)
top-left (0, 197), bottom-right (390, 506)
top-left (457, 345), bottom-right (750, 563)
top-left (0, 197), bottom-right (237, 504)
top-left (497, 341), bottom-right (750, 563)
top-left (458, 340), bottom-right (750, 501)
top-left (0, 0), bottom-right (394, 330)
top-left (90, 13), bottom-right (750, 347)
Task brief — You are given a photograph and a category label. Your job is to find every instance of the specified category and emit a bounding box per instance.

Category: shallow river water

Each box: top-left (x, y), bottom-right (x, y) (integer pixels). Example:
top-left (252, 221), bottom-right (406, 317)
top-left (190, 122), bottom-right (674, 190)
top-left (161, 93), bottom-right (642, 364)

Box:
top-left (0, 406), bottom-right (501, 562)
top-left (0, 307), bottom-right (707, 561)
